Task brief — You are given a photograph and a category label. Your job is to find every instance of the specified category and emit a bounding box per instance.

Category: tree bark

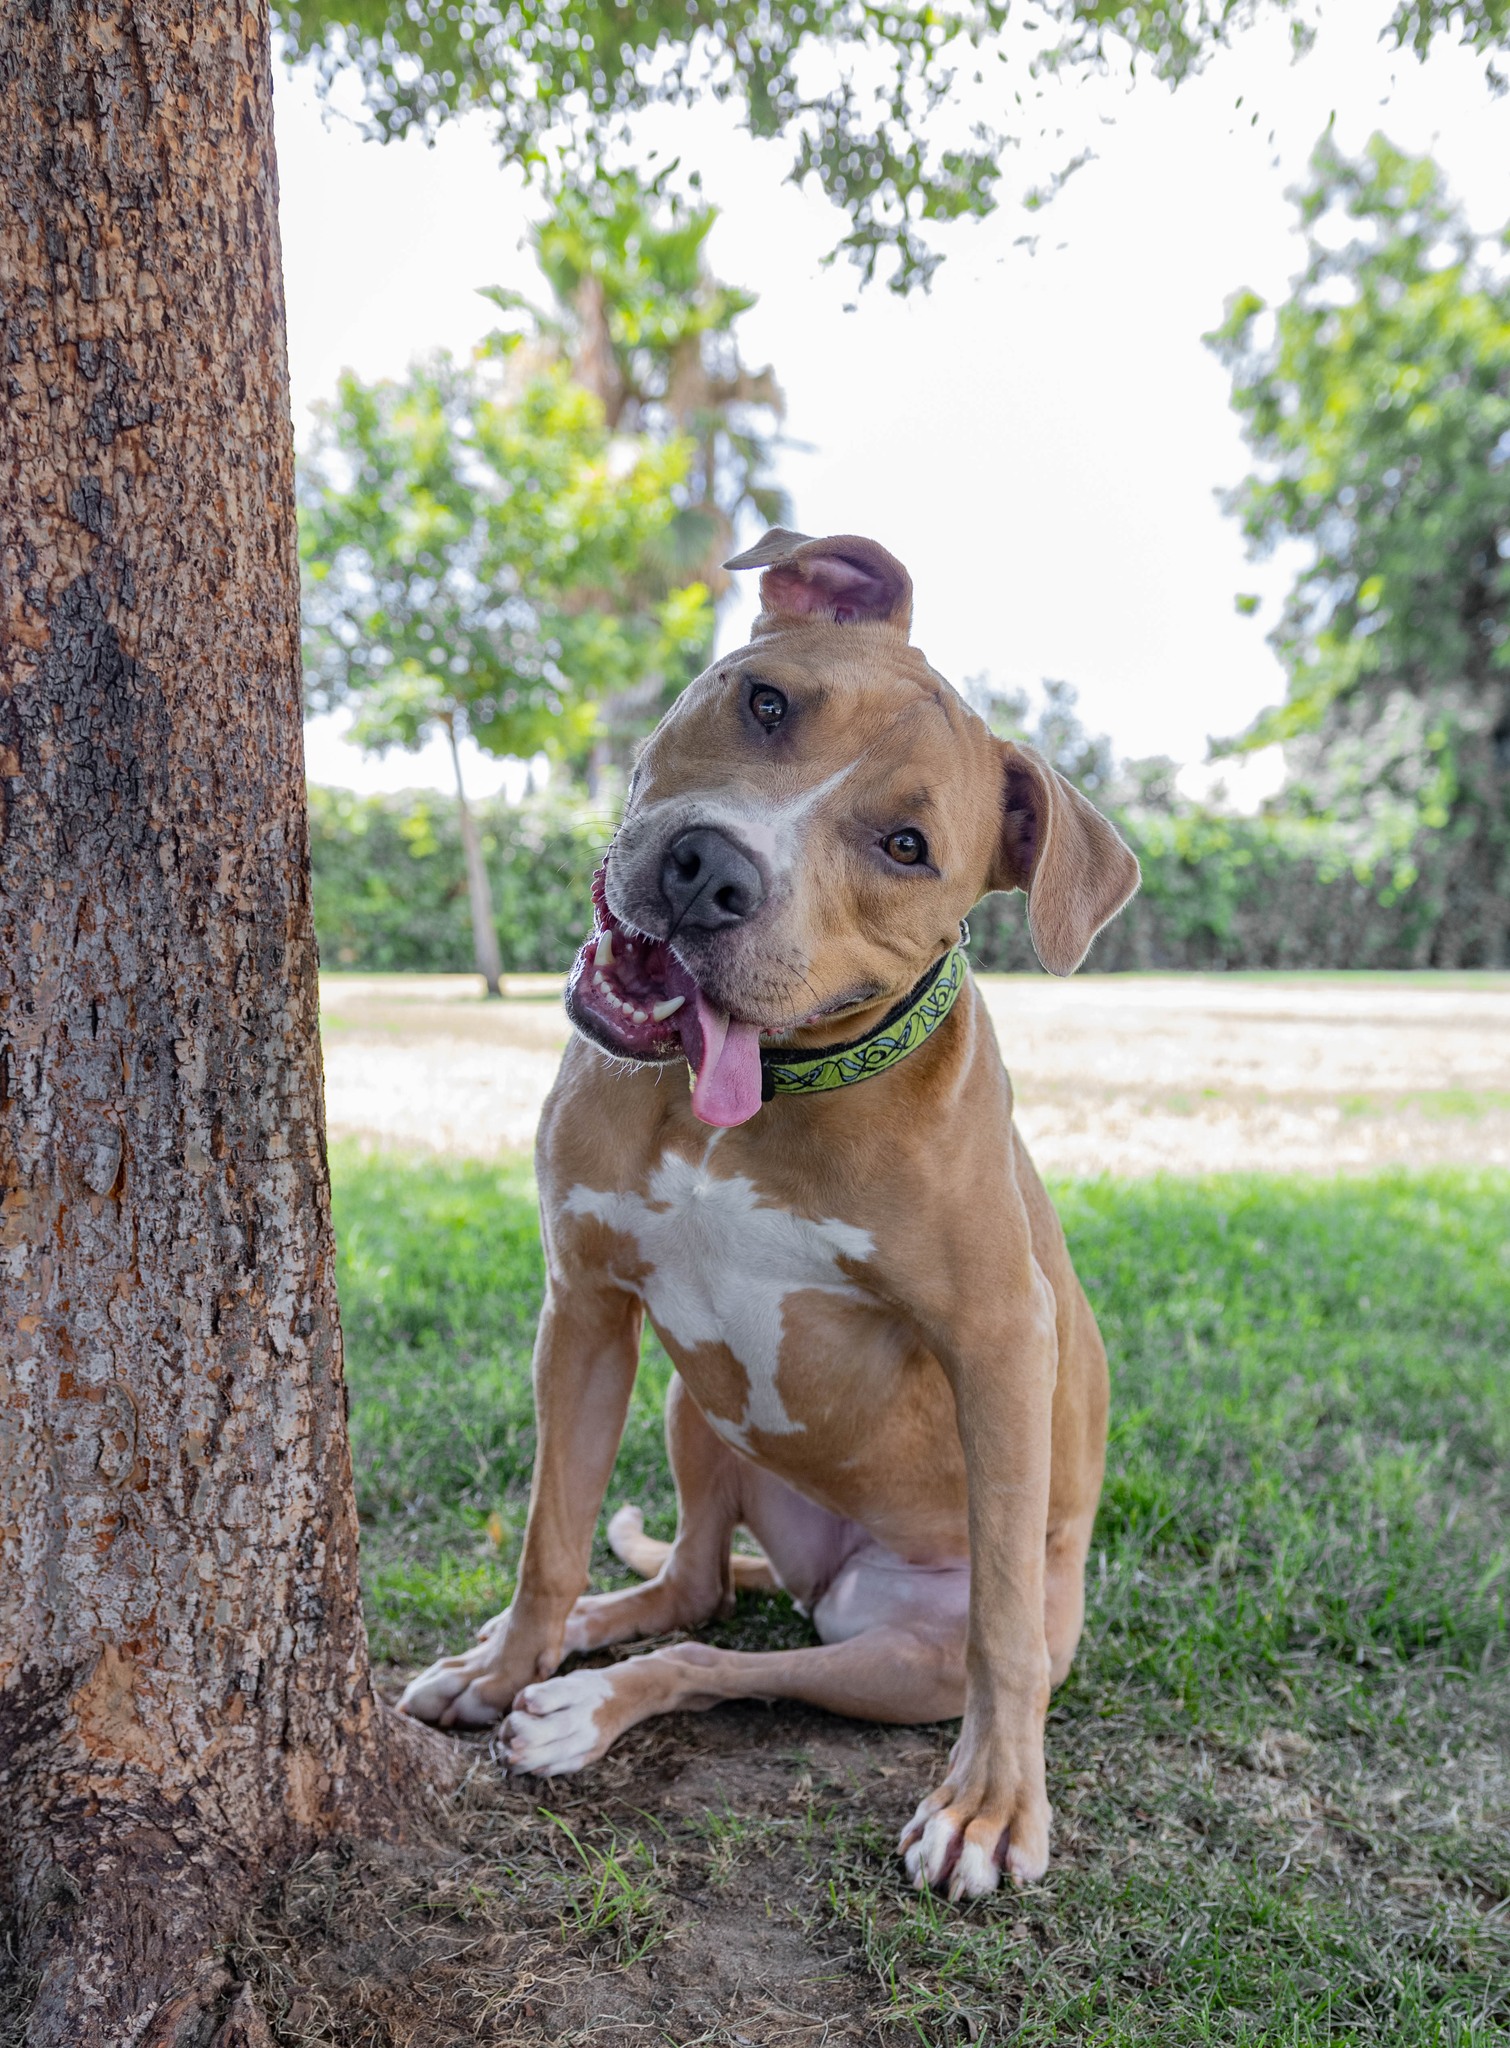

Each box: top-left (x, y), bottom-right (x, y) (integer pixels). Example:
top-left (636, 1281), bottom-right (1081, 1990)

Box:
top-left (445, 717), bottom-right (504, 997)
top-left (571, 273), bottom-right (625, 428)
top-left (0, 5), bottom-right (450, 2041)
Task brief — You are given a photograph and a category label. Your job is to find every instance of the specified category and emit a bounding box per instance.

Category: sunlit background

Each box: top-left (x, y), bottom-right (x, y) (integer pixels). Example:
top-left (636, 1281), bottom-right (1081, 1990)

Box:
top-left (281, 2), bottom-right (1507, 807)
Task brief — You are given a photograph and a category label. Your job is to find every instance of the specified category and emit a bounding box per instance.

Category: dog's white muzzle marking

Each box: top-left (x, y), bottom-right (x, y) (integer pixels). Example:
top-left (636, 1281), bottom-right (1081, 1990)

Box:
top-left (564, 1153), bottom-right (874, 1451)
top-left (625, 758), bottom-right (861, 896)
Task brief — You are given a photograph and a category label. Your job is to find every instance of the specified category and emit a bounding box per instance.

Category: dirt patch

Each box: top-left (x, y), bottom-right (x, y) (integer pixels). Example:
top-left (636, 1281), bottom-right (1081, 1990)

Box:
top-left (234, 1696), bottom-right (946, 2047)
top-left (225, 1656), bottom-right (1509, 2047)
top-left (319, 971), bottom-right (1510, 1174)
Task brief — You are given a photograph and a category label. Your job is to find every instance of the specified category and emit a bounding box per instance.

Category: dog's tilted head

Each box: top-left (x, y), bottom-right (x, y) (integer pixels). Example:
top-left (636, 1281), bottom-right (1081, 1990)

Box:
top-left (566, 528), bottom-right (1140, 1127)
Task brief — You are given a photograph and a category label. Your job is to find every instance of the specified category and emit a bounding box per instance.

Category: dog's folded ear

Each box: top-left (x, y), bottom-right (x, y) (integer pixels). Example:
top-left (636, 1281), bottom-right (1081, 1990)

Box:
top-left (725, 529), bottom-right (913, 635)
top-left (988, 741), bottom-right (1141, 976)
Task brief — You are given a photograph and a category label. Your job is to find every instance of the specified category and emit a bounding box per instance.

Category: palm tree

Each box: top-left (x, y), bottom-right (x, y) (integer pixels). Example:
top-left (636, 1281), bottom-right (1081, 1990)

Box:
top-left (487, 168), bottom-right (790, 638)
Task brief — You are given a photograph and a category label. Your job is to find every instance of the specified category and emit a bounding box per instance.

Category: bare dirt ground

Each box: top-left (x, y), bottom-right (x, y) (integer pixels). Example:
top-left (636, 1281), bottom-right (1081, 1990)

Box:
top-left (320, 970), bottom-right (1510, 1174)
top-left (232, 1705), bottom-right (964, 2048)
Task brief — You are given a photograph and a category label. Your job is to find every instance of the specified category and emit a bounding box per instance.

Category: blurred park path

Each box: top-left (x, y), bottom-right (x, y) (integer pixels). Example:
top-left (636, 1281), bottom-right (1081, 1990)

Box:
top-left (319, 972), bottom-right (1510, 1175)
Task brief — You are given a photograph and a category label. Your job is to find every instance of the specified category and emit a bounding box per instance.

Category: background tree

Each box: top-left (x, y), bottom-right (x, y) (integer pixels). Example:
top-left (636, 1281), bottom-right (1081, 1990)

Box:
top-left (482, 171), bottom-right (791, 775)
top-left (300, 352), bottom-right (711, 988)
top-left (972, 676), bottom-right (1122, 804)
top-left (1209, 132), bottom-right (1510, 966)
top-left (0, 2), bottom-right (447, 2038)
top-left (496, 170), bottom-right (789, 596)
top-left (277, 0), bottom-right (1510, 290)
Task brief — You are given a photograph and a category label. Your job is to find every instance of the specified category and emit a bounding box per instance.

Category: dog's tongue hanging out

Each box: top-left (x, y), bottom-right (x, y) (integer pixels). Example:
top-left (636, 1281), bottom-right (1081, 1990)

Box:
top-left (661, 954), bottom-right (765, 1127)
top-left (576, 867), bottom-right (765, 1128)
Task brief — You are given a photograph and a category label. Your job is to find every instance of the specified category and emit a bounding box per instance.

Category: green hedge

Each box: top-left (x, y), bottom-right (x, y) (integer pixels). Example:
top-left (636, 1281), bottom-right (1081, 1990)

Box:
top-left (308, 784), bottom-right (613, 974)
top-left (309, 783), bottom-right (1438, 976)
top-left (971, 809), bottom-right (1435, 972)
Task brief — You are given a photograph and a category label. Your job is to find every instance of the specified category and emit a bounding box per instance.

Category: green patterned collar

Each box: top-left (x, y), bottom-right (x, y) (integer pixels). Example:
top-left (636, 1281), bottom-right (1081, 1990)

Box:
top-left (760, 943), bottom-right (969, 1102)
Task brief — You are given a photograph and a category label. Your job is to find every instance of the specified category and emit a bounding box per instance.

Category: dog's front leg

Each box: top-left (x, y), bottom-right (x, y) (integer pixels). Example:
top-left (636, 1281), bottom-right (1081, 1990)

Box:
top-left (899, 1248), bottom-right (1058, 1899)
top-left (397, 1276), bottom-right (642, 1728)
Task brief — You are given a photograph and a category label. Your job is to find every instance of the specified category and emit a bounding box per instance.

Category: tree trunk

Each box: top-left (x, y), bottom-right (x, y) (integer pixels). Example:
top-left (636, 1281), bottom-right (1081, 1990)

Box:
top-left (0, 6), bottom-right (450, 2041)
top-left (445, 718), bottom-right (504, 997)
top-left (571, 273), bottom-right (625, 427)
top-left (1479, 690), bottom-right (1510, 970)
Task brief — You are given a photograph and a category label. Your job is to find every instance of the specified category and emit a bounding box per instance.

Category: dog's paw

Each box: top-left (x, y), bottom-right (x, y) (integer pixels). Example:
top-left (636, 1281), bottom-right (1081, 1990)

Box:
top-left (396, 1645), bottom-right (514, 1728)
top-left (898, 1764), bottom-right (1050, 1900)
top-left (500, 1668), bottom-right (618, 1777)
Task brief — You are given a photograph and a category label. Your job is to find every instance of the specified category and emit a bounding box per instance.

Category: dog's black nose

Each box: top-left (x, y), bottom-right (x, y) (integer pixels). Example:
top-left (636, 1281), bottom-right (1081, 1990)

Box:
top-left (660, 827), bottom-right (766, 932)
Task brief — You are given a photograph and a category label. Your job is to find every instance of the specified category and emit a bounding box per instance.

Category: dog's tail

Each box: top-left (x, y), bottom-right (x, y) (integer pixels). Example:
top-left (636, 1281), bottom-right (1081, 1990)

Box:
top-left (607, 1504), bottom-right (780, 1593)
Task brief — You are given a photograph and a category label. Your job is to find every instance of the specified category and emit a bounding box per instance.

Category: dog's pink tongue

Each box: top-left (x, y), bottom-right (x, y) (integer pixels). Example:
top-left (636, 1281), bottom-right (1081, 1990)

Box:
top-left (683, 988), bottom-right (764, 1128)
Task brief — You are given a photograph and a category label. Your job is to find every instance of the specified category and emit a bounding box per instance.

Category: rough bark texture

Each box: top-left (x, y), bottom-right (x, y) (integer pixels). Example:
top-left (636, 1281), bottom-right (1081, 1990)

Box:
top-left (0, 5), bottom-right (441, 2040)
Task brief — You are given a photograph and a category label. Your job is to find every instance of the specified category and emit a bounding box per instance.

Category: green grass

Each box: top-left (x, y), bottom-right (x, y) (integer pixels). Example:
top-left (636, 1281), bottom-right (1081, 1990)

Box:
top-left (331, 1147), bottom-right (1510, 2044)
top-left (1337, 1090), bottom-right (1510, 1121)
top-left (539, 1811), bottom-right (672, 1963)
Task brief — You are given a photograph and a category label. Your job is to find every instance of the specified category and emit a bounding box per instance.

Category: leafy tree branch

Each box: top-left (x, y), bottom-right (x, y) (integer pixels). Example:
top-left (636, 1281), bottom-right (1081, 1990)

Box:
top-left (276, 0), bottom-right (1510, 289)
top-left (1209, 130), bottom-right (1510, 964)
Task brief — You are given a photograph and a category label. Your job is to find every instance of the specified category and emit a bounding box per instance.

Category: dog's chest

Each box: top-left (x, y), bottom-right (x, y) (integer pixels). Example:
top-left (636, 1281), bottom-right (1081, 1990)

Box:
top-left (563, 1151), bottom-right (874, 1452)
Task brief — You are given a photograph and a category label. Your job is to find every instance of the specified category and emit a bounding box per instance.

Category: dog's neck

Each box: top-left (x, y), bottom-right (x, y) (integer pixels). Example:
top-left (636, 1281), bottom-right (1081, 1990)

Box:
top-left (757, 945), bottom-right (968, 1104)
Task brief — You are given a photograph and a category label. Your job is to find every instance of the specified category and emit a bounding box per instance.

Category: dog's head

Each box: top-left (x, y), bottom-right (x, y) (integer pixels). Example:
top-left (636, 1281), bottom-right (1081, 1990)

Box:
top-left (567, 528), bottom-right (1139, 1126)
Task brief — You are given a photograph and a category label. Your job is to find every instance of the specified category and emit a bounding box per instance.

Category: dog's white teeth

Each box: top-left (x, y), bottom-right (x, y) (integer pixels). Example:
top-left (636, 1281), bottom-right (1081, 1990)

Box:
top-left (631, 1008), bottom-right (648, 1024)
top-left (593, 973), bottom-right (607, 991)
top-left (594, 930), bottom-right (615, 968)
top-left (651, 996), bottom-right (685, 1021)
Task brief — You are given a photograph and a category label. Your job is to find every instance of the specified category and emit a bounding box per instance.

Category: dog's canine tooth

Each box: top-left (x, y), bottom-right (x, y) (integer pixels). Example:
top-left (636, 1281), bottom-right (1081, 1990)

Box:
top-left (651, 996), bottom-right (685, 1021)
top-left (594, 930), bottom-right (615, 968)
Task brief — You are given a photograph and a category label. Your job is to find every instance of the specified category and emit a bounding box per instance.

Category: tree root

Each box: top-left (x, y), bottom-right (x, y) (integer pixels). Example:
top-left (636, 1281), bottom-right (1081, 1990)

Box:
top-left (14, 1707), bottom-right (476, 2047)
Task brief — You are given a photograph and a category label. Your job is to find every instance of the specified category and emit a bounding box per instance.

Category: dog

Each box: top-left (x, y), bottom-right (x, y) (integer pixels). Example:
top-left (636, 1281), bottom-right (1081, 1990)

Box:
top-left (399, 529), bottom-right (1139, 1899)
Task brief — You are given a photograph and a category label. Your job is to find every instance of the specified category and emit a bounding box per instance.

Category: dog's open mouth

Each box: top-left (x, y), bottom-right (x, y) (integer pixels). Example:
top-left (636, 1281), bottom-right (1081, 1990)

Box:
top-left (567, 866), bottom-right (767, 1128)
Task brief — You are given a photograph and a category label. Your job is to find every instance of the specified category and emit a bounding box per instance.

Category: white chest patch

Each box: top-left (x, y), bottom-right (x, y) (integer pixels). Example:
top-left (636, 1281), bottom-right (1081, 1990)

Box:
top-left (564, 1152), bottom-right (874, 1451)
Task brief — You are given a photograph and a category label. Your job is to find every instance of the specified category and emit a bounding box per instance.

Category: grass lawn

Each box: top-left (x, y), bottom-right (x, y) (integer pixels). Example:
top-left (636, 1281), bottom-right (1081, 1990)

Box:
top-left (290, 1148), bottom-right (1509, 2045)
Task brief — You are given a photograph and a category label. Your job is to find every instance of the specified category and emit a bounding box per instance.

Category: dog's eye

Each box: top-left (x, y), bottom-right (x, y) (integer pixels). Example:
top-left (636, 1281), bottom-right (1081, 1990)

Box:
top-left (884, 830), bottom-right (927, 866)
top-left (750, 684), bottom-right (788, 729)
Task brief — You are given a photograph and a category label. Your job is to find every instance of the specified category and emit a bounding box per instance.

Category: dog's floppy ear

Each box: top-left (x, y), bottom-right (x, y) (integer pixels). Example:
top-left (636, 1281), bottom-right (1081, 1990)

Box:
top-left (988, 741), bottom-right (1140, 976)
top-left (725, 529), bottom-right (913, 635)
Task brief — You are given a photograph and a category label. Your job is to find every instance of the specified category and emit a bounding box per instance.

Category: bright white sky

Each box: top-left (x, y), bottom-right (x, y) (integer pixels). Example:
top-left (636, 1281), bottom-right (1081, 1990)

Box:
top-left (278, 5), bottom-right (1509, 807)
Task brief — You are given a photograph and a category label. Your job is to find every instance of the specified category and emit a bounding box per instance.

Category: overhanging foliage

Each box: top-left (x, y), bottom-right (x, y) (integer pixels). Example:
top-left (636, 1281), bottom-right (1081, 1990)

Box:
top-left (277, 0), bottom-right (1510, 288)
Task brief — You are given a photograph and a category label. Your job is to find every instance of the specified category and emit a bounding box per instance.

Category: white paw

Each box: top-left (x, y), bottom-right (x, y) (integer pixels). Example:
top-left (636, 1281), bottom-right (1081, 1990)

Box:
top-left (900, 1808), bottom-right (1002, 1900)
top-left (500, 1667), bottom-right (617, 1777)
top-left (898, 1773), bottom-right (1049, 1899)
top-left (396, 1647), bottom-right (508, 1727)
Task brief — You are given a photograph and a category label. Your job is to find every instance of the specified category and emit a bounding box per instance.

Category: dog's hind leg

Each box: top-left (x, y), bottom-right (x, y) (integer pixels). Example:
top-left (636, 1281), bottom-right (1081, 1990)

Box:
top-left (503, 1538), bottom-right (967, 1776)
top-left (501, 1622), bottom-right (966, 1782)
top-left (556, 1374), bottom-right (762, 1655)
top-left (1044, 1508), bottom-right (1097, 1688)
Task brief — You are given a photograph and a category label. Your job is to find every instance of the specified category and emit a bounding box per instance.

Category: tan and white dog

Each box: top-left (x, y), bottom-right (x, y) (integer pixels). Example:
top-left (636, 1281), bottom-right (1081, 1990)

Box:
top-left (399, 530), bottom-right (1139, 1900)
